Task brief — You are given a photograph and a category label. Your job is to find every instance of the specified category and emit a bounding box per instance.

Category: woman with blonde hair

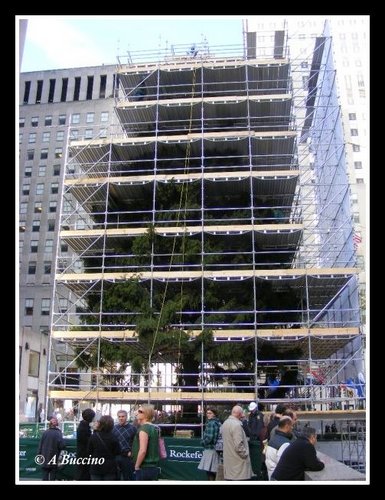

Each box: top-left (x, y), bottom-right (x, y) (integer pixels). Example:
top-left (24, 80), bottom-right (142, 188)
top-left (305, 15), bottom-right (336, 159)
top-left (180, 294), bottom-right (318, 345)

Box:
top-left (132, 404), bottom-right (160, 480)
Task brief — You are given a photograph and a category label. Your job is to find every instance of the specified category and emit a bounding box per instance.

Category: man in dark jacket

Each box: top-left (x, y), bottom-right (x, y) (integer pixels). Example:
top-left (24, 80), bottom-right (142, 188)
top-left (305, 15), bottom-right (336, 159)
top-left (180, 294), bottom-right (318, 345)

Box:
top-left (75, 408), bottom-right (95, 480)
top-left (37, 417), bottom-right (65, 480)
top-left (247, 401), bottom-right (266, 479)
top-left (271, 427), bottom-right (324, 480)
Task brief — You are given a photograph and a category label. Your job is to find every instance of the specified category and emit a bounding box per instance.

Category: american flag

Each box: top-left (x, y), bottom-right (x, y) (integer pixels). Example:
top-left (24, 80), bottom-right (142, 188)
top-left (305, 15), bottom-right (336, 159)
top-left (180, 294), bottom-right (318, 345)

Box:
top-left (353, 231), bottom-right (362, 249)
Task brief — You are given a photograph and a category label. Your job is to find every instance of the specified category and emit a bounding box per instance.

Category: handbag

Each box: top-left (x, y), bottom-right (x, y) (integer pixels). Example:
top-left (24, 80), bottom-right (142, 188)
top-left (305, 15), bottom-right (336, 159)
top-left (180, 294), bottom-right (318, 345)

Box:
top-left (158, 436), bottom-right (167, 459)
top-left (152, 424), bottom-right (167, 459)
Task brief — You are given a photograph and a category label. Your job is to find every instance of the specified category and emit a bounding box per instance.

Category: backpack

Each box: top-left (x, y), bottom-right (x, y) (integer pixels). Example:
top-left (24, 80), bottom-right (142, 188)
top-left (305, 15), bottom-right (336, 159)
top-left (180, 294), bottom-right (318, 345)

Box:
top-left (214, 424), bottom-right (223, 452)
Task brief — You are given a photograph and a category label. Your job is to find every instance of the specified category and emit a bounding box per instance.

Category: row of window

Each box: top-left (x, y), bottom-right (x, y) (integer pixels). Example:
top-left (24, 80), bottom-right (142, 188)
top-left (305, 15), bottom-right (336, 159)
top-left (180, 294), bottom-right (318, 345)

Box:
top-left (23, 75), bottom-right (109, 105)
top-left (24, 164), bottom-right (60, 177)
top-left (19, 111), bottom-right (109, 127)
top-left (24, 148), bottom-right (63, 161)
top-left (21, 132), bottom-right (65, 144)
top-left (24, 298), bottom-right (68, 316)
top-left (21, 183), bottom-right (59, 196)
top-left (21, 220), bottom-right (56, 232)
top-left (27, 261), bottom-right (52, 275)
top-left (20, 200), bottom-right (73, 216)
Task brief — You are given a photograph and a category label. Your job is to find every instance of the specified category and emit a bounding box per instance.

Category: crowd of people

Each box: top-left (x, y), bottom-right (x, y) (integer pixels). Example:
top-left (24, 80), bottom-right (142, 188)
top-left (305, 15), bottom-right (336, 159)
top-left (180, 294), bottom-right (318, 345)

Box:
top-left (37, 402), bottom-right (324, 481)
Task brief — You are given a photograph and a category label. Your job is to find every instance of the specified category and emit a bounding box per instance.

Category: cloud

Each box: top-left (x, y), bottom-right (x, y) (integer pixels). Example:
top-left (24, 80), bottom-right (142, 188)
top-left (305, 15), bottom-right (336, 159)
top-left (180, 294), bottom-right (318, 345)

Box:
top-left (25, 18), bottom-right (114, 69)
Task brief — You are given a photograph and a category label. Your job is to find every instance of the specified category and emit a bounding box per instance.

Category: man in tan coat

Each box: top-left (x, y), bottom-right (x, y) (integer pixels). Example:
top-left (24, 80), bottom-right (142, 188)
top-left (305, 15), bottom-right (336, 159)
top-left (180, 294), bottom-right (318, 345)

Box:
top-left (221, 406), bottom-right (253, 481)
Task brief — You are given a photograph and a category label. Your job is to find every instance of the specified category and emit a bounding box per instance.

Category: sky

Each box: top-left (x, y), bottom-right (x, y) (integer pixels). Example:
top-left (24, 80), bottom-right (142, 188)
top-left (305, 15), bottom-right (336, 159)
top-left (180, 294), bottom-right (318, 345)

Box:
top-left (19, 16), bottom-right (245, 72)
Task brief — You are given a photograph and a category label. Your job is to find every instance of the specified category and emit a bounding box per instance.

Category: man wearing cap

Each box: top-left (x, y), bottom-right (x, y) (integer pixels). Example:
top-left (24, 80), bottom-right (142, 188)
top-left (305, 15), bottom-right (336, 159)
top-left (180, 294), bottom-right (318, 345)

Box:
top-left (247, 401), bottom-right (266, 480)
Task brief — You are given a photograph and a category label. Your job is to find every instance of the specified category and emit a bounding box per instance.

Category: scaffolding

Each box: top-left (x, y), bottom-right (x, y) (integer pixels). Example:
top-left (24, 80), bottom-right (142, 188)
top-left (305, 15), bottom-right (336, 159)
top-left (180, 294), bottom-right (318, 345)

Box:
top-left (47, 24), bottom-right (365, 453)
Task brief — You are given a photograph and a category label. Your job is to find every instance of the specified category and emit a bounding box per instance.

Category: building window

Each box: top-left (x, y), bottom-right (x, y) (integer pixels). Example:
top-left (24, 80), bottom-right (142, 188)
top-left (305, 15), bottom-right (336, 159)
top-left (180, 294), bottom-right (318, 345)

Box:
top-left (47, 220), bottom-right (55, 231)
top-left (19, 117), bottom-right (25, 127)
top-left (20, 202), bottom-right (28, 214)
top-left (54, 148), bottom-right (63, 159)
top-left (40, 149), bottom-right (48, 159)
top-left (28, 351), bottom-right (40, 377)
top-left (59, 298), bottom-right (68, 313)
top-left (23, 81), bottom-right (31, 104)
top-left (353, 213), bottom-right (360, 223)
top-left (44, 261), bottom-right (52, 274)
top-left (356, 178), bottom-right (364, 184)
top-left (42, 132), bottom-right (50, 142)
top-left (48, 78), bottom-right (56, 102)
top-left (35, 80), bottom-right (43, 104)
top-left (100, 111), bottom-right (109, 122)
top-left (86, 112), bottom-right (95, 123)
top-left (351, 129), bottom-right (358, 136)
top-left (28, 133), bottom-right (36, 144)
top-left (24, 166), bottom-right (32, 177)
top-left (352, 144), bottom-right (360, 152)
top-left (49, 201), bottom-right (57, 213)
top-left (41, 299), bottom-right (51, 316)
top-left (85, 129), bottom-right (93, 140)
top-left (61, 78), bottom-right (68, 102)
top-left (359, 89), bottom-right (366, 98)
top-left (56, 130), bottom-right (64, 141)
top-left (58, 114), bottom-right (66, 125)
top-left (30, 241), bottom-right (38, 253)
top-left (71, 113), bottom-right (80, 124)
top-left (61, 242), bottom-right (69, 252)
top-left (19, 133), bottom-right (23, 144)
top-left (70, 129), bottom-right (79, 140)
top-left (62, 201), bottom-right (71, 213)
top-left (45, 115), bottom-right (52, 126)
top-left (44, 240), bottom-right (53, 253)
top-left (86, 76), bottom-right (94, 100)
top-left (25, 298), bottom-right (34, 315)
top-left (51, 182), bottom-right (59, 194)
top-left (34, 202), bottom-right (42, 213)
top-left (100, 128), bottom-right (107, 138)
top-left (99, 75), bottom-right (107, 98)
top-left (354, 161), bottom-right (363, 169)
top-left (36, 183), bottom-right (44, 195)
top-left (28, 262), bottom-right (37, 275)
top-left (53, 165), bottom-right (60, 176)
top-left (348, 113), bottom-right (357, 120)
top-left (32, 220), bottom-right (40, 232)
top-left (22, 184), bottom-right (30, 196)
top-left (38, 165), bottom-right (46, 177)
top-left (73, 76), bottom-right (81, 101)
top-left (27, 150), bottom-right (34, 160)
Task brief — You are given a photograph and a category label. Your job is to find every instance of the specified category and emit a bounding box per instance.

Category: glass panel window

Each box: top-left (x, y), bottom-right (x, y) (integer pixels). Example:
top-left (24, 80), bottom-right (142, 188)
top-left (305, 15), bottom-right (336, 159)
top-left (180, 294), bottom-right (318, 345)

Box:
top-left (25, 298), bottom-right (34, 315)
top-left (47, 220), bottom-right (55, 231)
top-left (34, 202), bottom-right (42, 213)
top-left (28, 133), bottom-right (36, 143)
top-left (22, 184), bottom-right (30, 196)
top-left (85, 129), bottom-right (93, 139)
top-left (58, 114), bottom-right (66, 125)
top-left (55, 148), bottom-right (63, 158)
top-left (28, 351), bottom-right (40, 377)
top-left (28, 262), bottom-right (36, 275)
top-left (31, 117), bottom-right (39, 127)
top-left (32, 221), bottom-right (40, 232)
top-left (24, 166), bottom-right (32, 177)
top-left (40, 149), bottom-right (48, 159)
top-left (56, 131), bottom-right (64, 141)
top-left (38, 165), bottom-right (46, 177)
top-left (44, 239), bottom-right (53, 252)
top-left (86, 112), bottom-right (95, 123)
top-left (19, 118), bottom-right (25, 127)
top-left (19, 133), bottom-right (23, 144)
top-left (41, 299), bottom-right (51, 316)
top-left (53, 165), bottom-right (60, 176)
top-left (30, 241), bottom-right (38, 253)
top-left (44, 262), bottom-right (52, 274)
top-left (51, 183), bottom-right (59, 194)
top-left (45, 115), bottom-right (52, 126)
top-left (70, 129), bottom-right (78, 140)
top-left (49, 201), bottom-right (57, 213)
top-left (20, 202), bottom-right (28, 214)
top-left (36, 183), bottom-right (44, 195)
top-left (71, 113), bottom-right (80, 124)
top-left (100, 111), bottom-right (109, 122)
top-left (42, 132), bottom-right (50, 142)
top-left (27, 150), bottom-right (34, 160)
